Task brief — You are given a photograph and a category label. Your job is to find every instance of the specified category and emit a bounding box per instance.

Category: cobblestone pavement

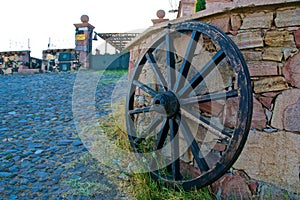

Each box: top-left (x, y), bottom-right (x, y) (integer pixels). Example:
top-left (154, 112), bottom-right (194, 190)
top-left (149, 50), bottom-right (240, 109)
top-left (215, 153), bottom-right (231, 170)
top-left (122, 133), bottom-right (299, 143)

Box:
top-left (0, 71), bottom-right (130, 200)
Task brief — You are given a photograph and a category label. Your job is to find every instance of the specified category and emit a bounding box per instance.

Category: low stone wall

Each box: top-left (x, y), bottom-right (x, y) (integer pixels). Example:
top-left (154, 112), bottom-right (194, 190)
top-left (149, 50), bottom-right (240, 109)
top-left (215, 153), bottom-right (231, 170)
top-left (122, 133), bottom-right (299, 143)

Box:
top-left (126, 0), bottom-right (300, 194)
top-left (91, 53), bottom-right (129, 70)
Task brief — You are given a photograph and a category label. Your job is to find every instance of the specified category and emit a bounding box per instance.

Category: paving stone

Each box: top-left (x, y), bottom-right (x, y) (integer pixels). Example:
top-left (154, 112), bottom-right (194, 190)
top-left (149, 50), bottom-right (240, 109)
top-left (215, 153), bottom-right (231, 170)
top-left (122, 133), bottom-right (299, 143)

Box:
top-left (46, 146), bottom-right (59, 151)
top-left (0, 127), bottom-right (9, 131)
top-left (8, 180), bottom-right (17, 185)
top-left (20, 178), bottom-right (29, 185)
top-left (0, 172), bottom-right (13, 177)
top-left (41, 195), bottom-right (51, 200)
top-left (21, 160), bottom-right (34, 168)
top-left (8, 195), bottom-right (18, 200)
top-left (34, 149), bottom-right (44, 155)
top-left (4, 150), bottom-right (18, 154)
top-left (72, 140), bottom-right (83, 146)
top-left (8, 166), bottom-right (19, 173)
top-left (32, 157), bottom-right (41, 163)
top-left (58, 140), bottom-right (73, 146)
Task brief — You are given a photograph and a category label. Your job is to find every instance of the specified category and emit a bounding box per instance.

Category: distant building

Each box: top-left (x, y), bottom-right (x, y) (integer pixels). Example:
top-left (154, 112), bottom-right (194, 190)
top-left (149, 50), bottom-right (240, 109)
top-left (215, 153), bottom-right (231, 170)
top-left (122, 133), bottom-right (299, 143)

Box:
top-left (42, 48), bottom-right (80, 71)
top-left (0, 50), bottom-right (42, 75)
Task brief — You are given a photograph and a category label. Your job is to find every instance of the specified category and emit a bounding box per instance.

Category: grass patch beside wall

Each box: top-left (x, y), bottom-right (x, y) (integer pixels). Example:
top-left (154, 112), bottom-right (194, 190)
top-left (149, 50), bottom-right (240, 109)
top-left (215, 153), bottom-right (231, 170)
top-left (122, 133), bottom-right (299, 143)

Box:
top-left (98, 98), bottom-right (216, 200)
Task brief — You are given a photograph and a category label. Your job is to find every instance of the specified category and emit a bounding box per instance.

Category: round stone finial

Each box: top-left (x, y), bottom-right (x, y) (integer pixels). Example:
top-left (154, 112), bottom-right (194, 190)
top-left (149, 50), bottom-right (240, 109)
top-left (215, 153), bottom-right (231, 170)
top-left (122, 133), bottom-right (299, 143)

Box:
top-left (156, 10), bottom-right (166, 19)
top-left (81, 15), bottom-right (89, 23)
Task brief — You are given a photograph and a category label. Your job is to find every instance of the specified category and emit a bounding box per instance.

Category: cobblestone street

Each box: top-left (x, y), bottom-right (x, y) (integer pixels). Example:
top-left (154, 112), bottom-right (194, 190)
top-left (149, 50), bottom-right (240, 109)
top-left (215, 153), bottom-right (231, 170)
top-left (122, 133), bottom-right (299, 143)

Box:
top-left (0, 71), bottom-right (129, 199)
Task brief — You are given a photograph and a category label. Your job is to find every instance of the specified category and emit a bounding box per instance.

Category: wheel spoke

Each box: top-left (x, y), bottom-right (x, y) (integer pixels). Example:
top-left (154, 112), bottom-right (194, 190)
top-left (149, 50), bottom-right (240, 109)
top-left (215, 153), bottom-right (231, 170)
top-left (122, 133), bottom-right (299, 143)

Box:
top-left (133, 80), bottom-right (157, 97)
top-left (134, 115), bottom-right (164, 143)
top-left (146, 53), bottom-right (168, 91)
top-left (156, 118), bottom-right (170, 150)
top-left (179, 116), bottom-right (210, 173)
top-left (166, 31), bottom-right (176, 90)
top-left (181, 107), bottom-right (232, 138)
top-left (180, 90), bottom-right (238, 105)
top-left (127, 113), bottom-right (138, 138)
top-left (128, 106), bottom-right (152, 115)
top-left (174, 31), bottom-right (201, 92)
top-left (178, 50), bottom-right (226, 97)
top-left (169, 118), bottom-right (181, 180)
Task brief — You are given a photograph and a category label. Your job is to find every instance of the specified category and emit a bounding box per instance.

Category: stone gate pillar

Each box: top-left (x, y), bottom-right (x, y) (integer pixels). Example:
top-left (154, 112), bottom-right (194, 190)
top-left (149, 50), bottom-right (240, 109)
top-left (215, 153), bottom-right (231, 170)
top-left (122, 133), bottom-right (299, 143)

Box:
top-left (74, 15), bottom-right (95, 68)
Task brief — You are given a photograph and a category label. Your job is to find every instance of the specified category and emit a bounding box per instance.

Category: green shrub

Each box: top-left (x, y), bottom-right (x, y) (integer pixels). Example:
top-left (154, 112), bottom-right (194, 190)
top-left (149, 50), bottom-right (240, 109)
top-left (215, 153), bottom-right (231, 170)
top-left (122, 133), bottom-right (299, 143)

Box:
top-left (195, 0), bottom-right (206, 12)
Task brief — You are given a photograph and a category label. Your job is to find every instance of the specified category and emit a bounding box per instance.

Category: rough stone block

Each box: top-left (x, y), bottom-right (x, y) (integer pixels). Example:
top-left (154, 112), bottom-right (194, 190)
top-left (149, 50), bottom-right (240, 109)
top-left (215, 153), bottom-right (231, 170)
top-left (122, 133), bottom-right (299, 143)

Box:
top-left (282, 48), bottom-right (299, 61)
top-left (265, 30), bottom-right (296, 47)
top-left (174, 33), bottom-right (191, 58)
top-left (210, 15), bottom-right (231, 33)
top-left (258, 96), bottom-right (273, 110)
top-left (262, 48), bottom-right (283, 62)
top-left (198, 101), bottom-right (224, 116)
top-left (253, 76), bottom-right (289, 93)
top-left (230, 14), bottom-right (242, 31)
top-left (252, 97), bottom-right (267, 130)
top-left (211, 170), bottom-right (254, 200)
top-left (193, 56), bottom-right (233, 94)
top-left (230, 31), bottom-right (264, 49)
top-left (294, 28), bottom-right (300, 48)
top-left (283, 52), bottom-right (300, 88)
top-left (241, 50), bottom-right (262, 61)
top-left (261, 91), bottom-right (281, 98)
top-left (234, 130), bottom-right (300, 193)
top-left (247, 61), bottom-right (278, 77)
top-left (222, 97), bottom-right (266, 130)
top-left (241, 11), bottom-right (273, 29)
top-left (271, 88), bottom-right (300, 131)
top-left (284, 98), bottom-right (300, 132)
top-left (275, 7), bottom-right (300, 27)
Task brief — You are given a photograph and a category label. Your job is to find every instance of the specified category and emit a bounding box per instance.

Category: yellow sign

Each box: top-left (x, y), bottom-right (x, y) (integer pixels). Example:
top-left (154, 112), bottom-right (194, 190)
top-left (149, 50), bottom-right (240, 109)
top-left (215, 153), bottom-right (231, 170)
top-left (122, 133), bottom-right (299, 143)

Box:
top-left (76, 34), bottom-right (86, 41)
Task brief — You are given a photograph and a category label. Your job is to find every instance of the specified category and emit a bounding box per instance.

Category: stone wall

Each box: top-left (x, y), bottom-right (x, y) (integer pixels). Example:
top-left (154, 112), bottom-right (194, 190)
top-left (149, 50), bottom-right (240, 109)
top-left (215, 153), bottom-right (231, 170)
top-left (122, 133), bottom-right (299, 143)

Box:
top-left (126, 0), bottom-right (300, 194)
top-left (91, 52), bottom-right (129, 70)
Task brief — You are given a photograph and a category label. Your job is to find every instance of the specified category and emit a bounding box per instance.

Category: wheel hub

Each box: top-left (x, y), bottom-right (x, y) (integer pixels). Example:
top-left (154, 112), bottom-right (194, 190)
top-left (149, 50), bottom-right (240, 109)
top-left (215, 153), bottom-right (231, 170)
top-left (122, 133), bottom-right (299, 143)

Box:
top-left (153, 91), bottom-right (180, 118)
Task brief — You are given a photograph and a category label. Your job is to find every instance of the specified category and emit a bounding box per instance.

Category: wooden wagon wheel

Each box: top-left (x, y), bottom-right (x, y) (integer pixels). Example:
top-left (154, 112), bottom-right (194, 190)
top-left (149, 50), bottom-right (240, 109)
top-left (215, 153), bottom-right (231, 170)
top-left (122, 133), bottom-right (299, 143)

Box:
top-left (126, 21), bottom-right (253, 190)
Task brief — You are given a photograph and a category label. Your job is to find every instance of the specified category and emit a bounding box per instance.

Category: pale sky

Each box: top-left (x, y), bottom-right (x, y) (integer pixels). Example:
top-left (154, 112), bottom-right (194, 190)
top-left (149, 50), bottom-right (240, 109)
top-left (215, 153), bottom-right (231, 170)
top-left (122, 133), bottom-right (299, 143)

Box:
top-left (0, 0), bottom-right (179, 58)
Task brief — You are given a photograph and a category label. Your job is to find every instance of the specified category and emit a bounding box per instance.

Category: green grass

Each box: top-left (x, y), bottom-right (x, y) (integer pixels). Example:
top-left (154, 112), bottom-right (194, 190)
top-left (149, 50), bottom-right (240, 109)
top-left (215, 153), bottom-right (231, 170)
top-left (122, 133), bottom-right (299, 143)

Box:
top-left (63, 178), bottom-right (111, 197)
top-left (98, 100), bottom-right (216, 200)
top-left (130, 172), bottom-right (215, 200)
top-left (97, 69), bottom-right (128, 84)
top-left (101, 69), bottom-right (128, 76)
top-left (5, 154), bottom-right (13, 160)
